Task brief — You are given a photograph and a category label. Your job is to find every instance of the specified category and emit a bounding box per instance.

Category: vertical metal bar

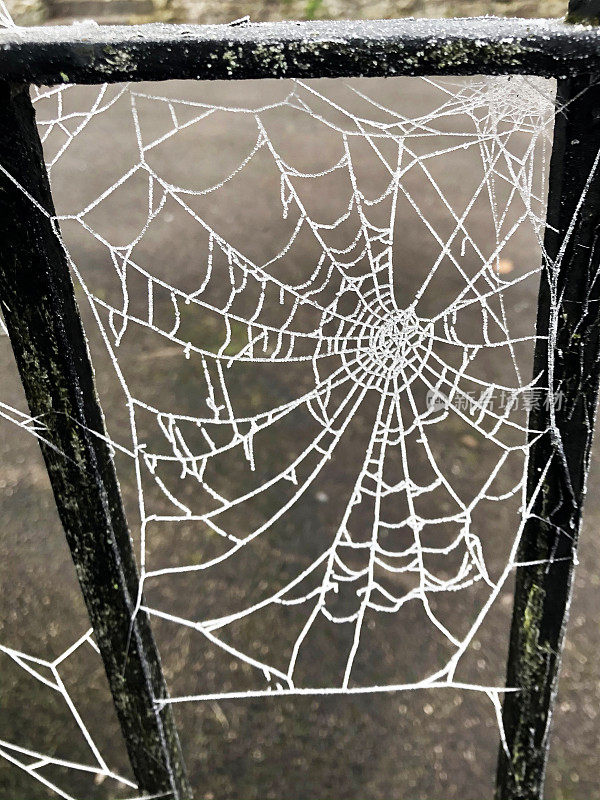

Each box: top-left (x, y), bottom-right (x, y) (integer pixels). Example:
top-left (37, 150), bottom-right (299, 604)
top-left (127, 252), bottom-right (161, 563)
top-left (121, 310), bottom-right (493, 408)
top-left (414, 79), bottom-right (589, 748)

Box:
top-left (0, 81), bottom-right (192, 799)
top-left (495, 24), bottom-right (600, 800)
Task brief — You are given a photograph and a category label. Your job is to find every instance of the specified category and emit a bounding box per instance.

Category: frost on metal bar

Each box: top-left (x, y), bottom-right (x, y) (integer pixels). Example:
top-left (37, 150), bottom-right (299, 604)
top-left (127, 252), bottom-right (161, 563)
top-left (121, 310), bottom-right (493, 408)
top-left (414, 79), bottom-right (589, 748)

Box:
top-left (2, 18), bottom-right (600, 84)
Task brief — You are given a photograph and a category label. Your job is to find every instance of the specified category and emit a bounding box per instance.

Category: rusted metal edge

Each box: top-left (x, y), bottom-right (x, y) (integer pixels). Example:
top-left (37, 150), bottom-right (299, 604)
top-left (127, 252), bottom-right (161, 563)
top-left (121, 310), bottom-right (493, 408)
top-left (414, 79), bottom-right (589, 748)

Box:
top-left (1, 17), bottom-right (600, 84)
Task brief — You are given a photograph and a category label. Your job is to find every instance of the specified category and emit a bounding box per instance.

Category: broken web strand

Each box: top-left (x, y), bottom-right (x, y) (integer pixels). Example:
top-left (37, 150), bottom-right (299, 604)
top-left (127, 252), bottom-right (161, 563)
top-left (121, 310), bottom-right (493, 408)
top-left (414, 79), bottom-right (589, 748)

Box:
top-left (19, 73), bottom-right (569, 756)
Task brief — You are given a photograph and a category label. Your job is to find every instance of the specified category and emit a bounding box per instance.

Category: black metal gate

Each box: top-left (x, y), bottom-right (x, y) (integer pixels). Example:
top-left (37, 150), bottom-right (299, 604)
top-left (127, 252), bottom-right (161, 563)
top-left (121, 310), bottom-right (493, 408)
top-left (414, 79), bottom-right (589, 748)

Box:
top-left (1, 5), bottom-right (600, 798)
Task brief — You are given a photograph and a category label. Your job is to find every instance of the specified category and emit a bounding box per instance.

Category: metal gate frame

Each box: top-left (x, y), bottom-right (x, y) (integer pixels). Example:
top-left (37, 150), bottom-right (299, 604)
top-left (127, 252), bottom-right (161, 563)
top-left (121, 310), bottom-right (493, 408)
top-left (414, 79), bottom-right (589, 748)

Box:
top-left (1, 5), bottom-right (600, 798)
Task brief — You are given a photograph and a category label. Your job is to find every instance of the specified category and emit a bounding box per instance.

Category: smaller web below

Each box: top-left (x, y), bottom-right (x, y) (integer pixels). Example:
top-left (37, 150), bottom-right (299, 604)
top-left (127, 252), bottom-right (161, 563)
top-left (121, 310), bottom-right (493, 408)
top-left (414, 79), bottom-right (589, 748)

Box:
top-left (0, 399), bottom-right (146, 798)
top-left (0, 630), bottom-right (143, 800)
top-left (0, 67), bottom-right (573, 797)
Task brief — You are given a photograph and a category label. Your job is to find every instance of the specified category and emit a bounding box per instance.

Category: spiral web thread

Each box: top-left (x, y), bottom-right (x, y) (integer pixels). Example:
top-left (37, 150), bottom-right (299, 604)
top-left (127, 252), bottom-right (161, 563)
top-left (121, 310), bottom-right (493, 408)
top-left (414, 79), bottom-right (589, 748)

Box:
top-left (0, 71), bottom-right (582, 798)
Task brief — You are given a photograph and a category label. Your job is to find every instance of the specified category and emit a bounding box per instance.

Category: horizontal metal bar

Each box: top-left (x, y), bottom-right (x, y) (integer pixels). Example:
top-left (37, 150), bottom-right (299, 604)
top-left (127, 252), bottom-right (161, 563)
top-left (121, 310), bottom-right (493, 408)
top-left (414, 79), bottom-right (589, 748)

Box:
top-left (1, 17), bottom-right (600, 85)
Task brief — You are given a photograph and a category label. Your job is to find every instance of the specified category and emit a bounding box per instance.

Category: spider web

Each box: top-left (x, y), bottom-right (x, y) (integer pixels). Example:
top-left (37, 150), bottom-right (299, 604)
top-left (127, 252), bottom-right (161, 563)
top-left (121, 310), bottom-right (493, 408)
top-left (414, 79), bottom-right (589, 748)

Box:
top-left (1, 69), bottom-right (566, 794)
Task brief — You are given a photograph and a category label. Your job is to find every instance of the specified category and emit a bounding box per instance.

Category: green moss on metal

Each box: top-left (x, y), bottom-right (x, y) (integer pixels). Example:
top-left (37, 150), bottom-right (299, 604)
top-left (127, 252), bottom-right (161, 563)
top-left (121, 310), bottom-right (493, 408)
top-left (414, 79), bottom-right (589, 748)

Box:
top-left (522, 583), bottom-right (547, 667)
top-left (566, 11), bottom-right (600, 23)
top-left (98, 44), bottom-right (139, 77)
top-left (202, 34), bottom-right (530, 80)
top-left (507, 581), bottom-right (550, 790)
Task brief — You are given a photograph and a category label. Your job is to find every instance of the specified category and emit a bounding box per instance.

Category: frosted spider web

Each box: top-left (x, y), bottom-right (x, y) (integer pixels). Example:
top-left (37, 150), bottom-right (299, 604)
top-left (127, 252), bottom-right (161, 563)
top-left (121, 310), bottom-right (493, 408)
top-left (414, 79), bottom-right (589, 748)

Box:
top-left (34, 76), bottom-right (556, 704)
top-left (1, 69), bottom-right (576, 795)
